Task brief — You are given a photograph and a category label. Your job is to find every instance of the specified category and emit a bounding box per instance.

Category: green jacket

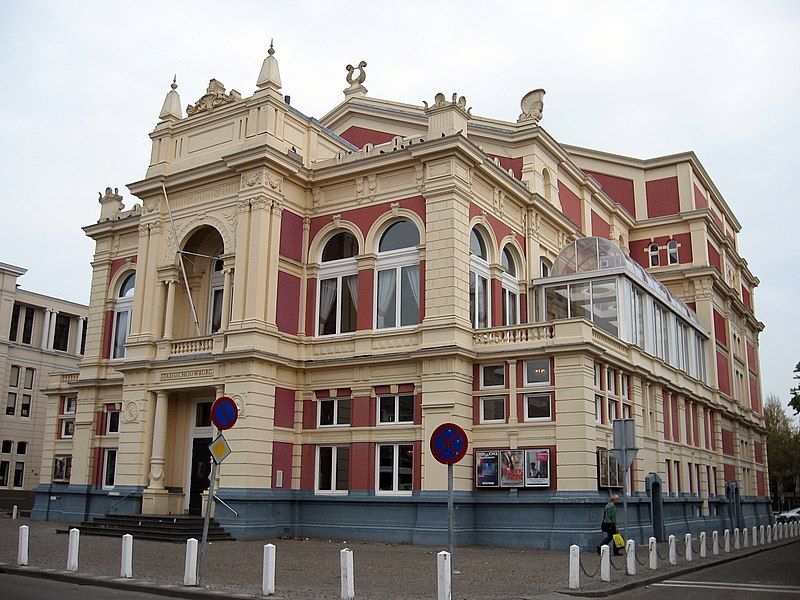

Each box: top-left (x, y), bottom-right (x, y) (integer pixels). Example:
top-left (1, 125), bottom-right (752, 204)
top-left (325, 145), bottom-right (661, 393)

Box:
top-left (602, 501), bottom-right (617, 524)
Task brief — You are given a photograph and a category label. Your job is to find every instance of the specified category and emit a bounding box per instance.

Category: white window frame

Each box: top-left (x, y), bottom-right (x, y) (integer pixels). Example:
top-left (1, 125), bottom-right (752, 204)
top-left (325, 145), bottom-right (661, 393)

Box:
top-left (207, 261), bottom-right (225, 335)
top-left (20, 394), bottom-right (31, 418)
top-left (375, 443), bottom-right (413, 496)
top-left (377, 394), bottom-right (414, 425)
top-left (317, 257), bottom-right (359, 337)
top-left (106, 410), bottom-right (120, 435)
top-left (523, 392), bottom-right (552, 422)
top-left (540, 258), bottom-right (552, 278)
top-left (102, 448), bottom-right (117, 489)
top-left (648, 243), bottom-right (660, 267)
top-left (479, 364), bottom-right (505, 389)
top-left (595, 395), bottom-right (603, 423)
top-left (480, 396), bottom-right (506, 424)
top-left (501, 272), bottom-right (521, 326)
top-left (667, 240), bottom-right (679, 265)
top-left (523, 359), bottom-right (551, 387)
top-left (53, 455), bottom-right (72, 483)
top-left (111, 273), bottom-right (135, 360)
top-left (374, 248), bottom-right (420, 330)
top-left (315, 445), bottom-right (350, 495)
top-left (60, 419), bottom-right (75, 439)
top-left (469, 257), bottom-right (491, 329)
top-left (63, 396), bottom-right (77, 415)
top-left (317, 397), bottom-right (351, 428)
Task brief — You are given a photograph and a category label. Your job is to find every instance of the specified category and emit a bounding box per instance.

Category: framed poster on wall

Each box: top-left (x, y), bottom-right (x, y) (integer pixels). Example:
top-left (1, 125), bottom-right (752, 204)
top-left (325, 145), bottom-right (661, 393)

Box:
top-left (500, 449), bottom-right (525, 487)
top-left (475, 450), bottom-right (499, 487)
top-left (525, 448), bottom-right (550, 487)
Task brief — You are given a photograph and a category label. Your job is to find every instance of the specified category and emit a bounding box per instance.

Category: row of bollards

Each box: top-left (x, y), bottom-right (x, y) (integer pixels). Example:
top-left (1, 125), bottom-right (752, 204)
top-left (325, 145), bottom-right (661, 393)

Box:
top-left (16, 525), bottom-right (456, 600)
top-left (568, 520), bottom-right (799, 589)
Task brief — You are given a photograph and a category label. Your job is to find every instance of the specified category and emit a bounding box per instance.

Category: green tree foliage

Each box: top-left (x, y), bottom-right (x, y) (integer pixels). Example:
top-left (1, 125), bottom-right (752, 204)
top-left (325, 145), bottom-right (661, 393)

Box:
top-left (764, 394), bottom-right (800, 509)
top-left (789, 362), bottom-right (800, 415)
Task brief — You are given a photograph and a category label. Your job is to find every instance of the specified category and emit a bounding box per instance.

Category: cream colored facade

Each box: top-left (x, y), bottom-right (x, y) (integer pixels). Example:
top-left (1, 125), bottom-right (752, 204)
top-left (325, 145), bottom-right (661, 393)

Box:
top-left (0, 262), bottom-right (87, 509)
top-left (34, 47), bottom-right (769, 546)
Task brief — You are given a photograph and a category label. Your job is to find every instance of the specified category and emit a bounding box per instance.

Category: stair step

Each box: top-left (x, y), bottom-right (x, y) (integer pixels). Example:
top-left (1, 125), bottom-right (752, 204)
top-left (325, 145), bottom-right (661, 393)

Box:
top-left (58, 512), bottom-right (233, 542)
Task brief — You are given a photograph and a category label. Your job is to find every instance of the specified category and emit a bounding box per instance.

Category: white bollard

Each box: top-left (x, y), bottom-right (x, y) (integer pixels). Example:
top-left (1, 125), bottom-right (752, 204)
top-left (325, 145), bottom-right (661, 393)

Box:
top-left (760, 525), bottom-right (765, 545)
top-left (340, 548), bottom-right (354, 600)
top-left (18, 525), bottom-right (29, 566)
top-left (712, 531), bottom-right (719, 556)
top-left (626, 539), bottom-right (636, 575)
top-left (649, 537), bottom-right (657, 570)
top-left (568, 545), bottom-right (580, 590)
top-left (752, 526), bottom-right (758, 547)
top-left (262, 544), bottom-right (276, 596)
top-left (67, 528), bottom-right (80, 572)
top-left (772, 524), bottom-right (777, 541)
top-left (685, 534), bottom-right (693, 562)
top-left (734, 528), bottom-right (740, 550)
top-left (668, 535), bottom-right (677, 565)
top-left (600, 544), bottom-right (611, 582)
top-left (183, 538), bottom-right (198, 586)
top-left (724, 529), bottom-right (730, 553)
top-left (12, 505), bottom-right (19, 519)
top-left (699, 531), bottom-right (707, 558)
top-left (743, 527), bottom-right (749, 548)
top-left (438, 551), bottom-right (452, 599)
top-left (767, 525), bottom-right (772, 544)
top-left (120, 534), bottom-right (133, 579)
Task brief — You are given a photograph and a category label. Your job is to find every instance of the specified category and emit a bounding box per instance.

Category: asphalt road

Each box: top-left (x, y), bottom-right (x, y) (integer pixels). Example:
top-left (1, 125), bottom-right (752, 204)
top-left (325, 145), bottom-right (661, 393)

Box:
top-left (613, 540), bottom-right (800, 599)
top-left (0, 573), bottom-right (173, 599)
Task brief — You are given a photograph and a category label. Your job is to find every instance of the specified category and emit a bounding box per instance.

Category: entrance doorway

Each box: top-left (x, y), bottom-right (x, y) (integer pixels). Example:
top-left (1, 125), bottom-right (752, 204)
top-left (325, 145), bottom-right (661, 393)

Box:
top-left (647, 473), bottom-right (665, 541)
top-left (189, 437), bottom-right (212, 515)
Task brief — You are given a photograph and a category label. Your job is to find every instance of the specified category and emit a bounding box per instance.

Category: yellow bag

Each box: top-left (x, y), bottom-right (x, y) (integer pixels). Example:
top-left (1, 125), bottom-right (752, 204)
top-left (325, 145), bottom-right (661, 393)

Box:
top-left (612, 533), bottom-right (625, 548)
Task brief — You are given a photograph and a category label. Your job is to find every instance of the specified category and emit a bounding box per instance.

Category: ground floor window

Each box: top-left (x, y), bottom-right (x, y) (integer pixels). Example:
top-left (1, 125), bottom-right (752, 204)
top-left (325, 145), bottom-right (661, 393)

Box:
top-left (0, 460), bottom-right (8, 486)
top-left (53, 455), bottom-right (72, 482)
top-left (103, 449), bottom-right (117, 488)
top-left (13, 462), bottom-right (24, 487)
top-left (376, 443), bottom-right (413, 494)
top-left (316, 445), bottom-right (349, 494)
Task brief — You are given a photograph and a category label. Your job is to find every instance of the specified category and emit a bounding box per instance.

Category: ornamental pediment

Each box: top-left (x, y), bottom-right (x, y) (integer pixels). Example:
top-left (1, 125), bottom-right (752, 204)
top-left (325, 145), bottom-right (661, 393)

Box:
top-left (186, 79), bottom-right (242, 116)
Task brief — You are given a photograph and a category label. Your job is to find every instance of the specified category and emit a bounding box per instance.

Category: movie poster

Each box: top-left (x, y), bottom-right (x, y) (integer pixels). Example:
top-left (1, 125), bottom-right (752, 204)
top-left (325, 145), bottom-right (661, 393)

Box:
top-left (500, 449), bottom-right (525, 487)
top-left (525, 448), bottom-right (550, 487)
top-left (475, 450), bottom-right (499, 487)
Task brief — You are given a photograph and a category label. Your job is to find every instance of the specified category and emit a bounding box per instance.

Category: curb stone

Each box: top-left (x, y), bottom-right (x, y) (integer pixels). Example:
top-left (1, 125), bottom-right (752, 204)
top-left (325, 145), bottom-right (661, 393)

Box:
top-left (559, 537), bottom-right (800, 597)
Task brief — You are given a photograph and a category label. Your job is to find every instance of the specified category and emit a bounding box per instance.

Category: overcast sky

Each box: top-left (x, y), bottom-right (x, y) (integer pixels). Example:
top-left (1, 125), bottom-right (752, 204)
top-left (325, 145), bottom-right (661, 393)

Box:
top-left (1, 1), bottom-right (797, 410)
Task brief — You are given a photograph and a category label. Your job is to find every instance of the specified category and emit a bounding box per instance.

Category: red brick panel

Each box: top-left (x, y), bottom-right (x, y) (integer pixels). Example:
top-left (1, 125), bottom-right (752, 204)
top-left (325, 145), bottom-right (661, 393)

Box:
top-left (340, 126), bottom-right (397, 149)
top-left (585, 171), bottom-right (636, 218)
top-left (723, 463), bottom-right (736, 483)
top-left (356, 268), bottom-right (374, 331)
top-left (491, 278), bottom-right (503, 327)
top-left (746, 341), bottom-right (757, 372)
top-left (749, 376), bottom-right (761, 413)
top-left (628, 239), bottom-right (650, 269)
top-left (685, 402), bottom-right (693, 445)
top-left (350, 441), bottom-right (375, 491)
top-left (109, 255), bottom-right (137, 280)
top-left (271, 441), bottom-right (293, 489)
top-left (717, 351), bottom-right (731, 396)
top-left (671, 395), bottom-right (680, 441)
top-left (557, 181), bottom-right (583, 230)
top-left (693, 185), bottom-right (708, 209)
top-left (713, 309), bottom-right (728, 347)
top-left (692, 403), bottom-right (700, 447)
top-left (741, 285), bottom-right (752, 309)
top-left (350, 396), bottom-right (372, 427)
top-left (754, 441), bottom-right (764, 464)
top-left (413, 440), bottom-right (423, 491)
top-left (274, 387), bottom-right (295, 429)
top-left (756, 470), bottom-right (766, 496)
top-left (487, 154), bottom-right (522, 180)
top-left (309, 196), bottom-right (426, 242)
top-left (102, 310), bottom-right (114, 359)
top-left (305, 278), bottom-right (317, 337)
top-left (645, 177), bottom-right (680, 217)
top-left (663, 390), bottom-right (671, 441)
top-left (591, 211), bottom-right (611, 239)
top-left (708, 242), bottom-right (721, 273)
top-left (302, 399), bottom-right (316, 430)
top-left (721, 428), bottom-right (735, 456)
top-left (276, 271), bottom-right (300, 335)
top-left (279, 209), bottom-right (303, 262)
top-left (710, 412), bottom-right (717, 450)
top-left (413, 393), bottom-right (422, 425)
top-left (300, 444), bottom-right (315, 490)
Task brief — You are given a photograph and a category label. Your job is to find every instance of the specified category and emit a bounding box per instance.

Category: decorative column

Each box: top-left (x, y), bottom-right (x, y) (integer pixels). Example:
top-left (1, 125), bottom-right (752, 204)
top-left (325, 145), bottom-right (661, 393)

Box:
top-left (148, 391), bottom-right (169, 490)
top-left (221, 267), bottom-right (232, 330)
top-left (162, 279), bottom-right (176, 340)
top-left (47, 310), bottom-right (58, 349)
top-left (264, 200), bottom-right (283, 329)
top-left (130, 224), bottom-right (151, 338)
top-left (229, 201), bottom-right (251, 326)
top-left (244, 196), bottom-right (270, 325)
top-left (40, 309), bottom-right (52, 348)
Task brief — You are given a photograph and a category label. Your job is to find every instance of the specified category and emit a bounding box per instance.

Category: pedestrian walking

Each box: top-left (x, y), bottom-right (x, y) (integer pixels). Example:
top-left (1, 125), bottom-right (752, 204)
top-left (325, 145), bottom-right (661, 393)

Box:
top-left (597, 494), bottom-right (622, 556)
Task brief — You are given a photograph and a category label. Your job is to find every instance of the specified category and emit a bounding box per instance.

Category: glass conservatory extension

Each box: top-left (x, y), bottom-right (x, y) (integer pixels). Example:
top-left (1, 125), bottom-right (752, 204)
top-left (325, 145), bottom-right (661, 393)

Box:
top-left (531, 237), bottom-right (708, 382)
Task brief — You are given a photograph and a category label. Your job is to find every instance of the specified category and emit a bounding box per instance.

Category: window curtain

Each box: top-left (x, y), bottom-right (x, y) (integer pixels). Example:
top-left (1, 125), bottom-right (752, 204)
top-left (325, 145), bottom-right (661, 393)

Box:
top-left (318, 278), bottom-right (337, 333)
top-left (377, 269), bottom-right (397, 328)
top-left (345, 274), bottom-right (359, 308)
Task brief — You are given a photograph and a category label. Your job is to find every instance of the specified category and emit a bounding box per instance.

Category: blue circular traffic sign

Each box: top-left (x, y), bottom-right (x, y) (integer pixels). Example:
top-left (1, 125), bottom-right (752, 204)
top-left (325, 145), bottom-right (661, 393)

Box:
top-left (430, 423), bottom-right (468, 465)
top-left (210, 396), bottom-right (238, 430)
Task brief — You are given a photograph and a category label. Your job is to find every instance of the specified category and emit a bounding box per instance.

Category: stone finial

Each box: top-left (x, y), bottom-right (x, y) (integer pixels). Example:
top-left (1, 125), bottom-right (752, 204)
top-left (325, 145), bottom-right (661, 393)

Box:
top-left (98, 187), bottom-right (124, 222)
top-left (256, 39), bottom-right (282, 91)
top-left (423, 93), bottom-right (471, 138)
top-left (518, 88), bottom-right (545, 123)
top-left (158, 75), bottom-right (183, 122)
top-left (186, 79), bottom-right (242, 116)
top-left (344, 60), bottom-right (367, 98)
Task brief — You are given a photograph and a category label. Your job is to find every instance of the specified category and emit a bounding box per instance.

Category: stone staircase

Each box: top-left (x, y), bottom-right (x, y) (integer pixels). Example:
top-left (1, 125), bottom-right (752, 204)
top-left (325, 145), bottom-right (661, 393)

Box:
top-left (57, 514), bottom-right (234, 542)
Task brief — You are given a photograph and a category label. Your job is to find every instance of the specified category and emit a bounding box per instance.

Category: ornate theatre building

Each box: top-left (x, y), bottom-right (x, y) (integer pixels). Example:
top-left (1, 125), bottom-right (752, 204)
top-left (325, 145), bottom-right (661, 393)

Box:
top-left (33, 45), bottom-right (770, 547)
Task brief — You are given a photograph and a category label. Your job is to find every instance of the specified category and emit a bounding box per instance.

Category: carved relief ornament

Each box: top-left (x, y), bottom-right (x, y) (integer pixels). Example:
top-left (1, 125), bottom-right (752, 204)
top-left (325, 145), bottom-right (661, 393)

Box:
top-left (186, 79), bottom-right (242, 116)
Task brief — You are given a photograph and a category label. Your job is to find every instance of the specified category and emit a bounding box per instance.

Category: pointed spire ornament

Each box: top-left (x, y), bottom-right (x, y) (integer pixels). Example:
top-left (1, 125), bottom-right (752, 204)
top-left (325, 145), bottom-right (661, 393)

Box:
top-left (159, 75), bottom-right (183, 121)
top-left (257, 38), bottom-right (282, 91)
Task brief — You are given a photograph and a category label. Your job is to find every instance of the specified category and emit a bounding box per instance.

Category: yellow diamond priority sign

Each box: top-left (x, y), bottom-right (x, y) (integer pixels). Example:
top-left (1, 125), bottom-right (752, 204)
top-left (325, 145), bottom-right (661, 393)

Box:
top-left (208, 434), bottom-right (231, 465)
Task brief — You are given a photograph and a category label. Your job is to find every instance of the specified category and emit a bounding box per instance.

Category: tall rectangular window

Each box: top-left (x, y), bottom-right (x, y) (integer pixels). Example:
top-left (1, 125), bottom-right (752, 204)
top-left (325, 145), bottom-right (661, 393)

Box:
top-left (376, 443), bottom-right (413, 494)
top-left (21, 307), bottom-right (34, 344)
top-left (377, 265), bottom-right (419, 329)
top-left (469, 271), bottom-right (489, 328)
top-left (6, 393), bottom-right (16, 416)
top-left (316, 445), bottom-right (350, 493)
top-left (9, 304), bottom-right (20, 341)
top-left (318, 275), bottom-right (358, 336)
top-left (13, 462), bottom-right (24, 487)
top-left (53, 455), bottom-right (72, 482)
top-left (112, 310), bottom-right (130, 359)
top-left (23, 368), bottom-right (34, 389)
top-left (20, 395), bottom-right (31, 418)
top-left (103, 449), bottom-right (117, 488)
top-left (107, 410), bottom-right (120, 434)
top-left (53, 314), bottom-right (70, 351)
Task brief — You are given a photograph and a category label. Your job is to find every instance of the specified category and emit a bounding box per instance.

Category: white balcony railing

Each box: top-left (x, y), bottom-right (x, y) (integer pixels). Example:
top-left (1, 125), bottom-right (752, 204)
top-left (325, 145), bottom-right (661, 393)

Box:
top-left (170, 336), bottom-right (213, 357)
top-left (473, 324), bottom-right (554, 345)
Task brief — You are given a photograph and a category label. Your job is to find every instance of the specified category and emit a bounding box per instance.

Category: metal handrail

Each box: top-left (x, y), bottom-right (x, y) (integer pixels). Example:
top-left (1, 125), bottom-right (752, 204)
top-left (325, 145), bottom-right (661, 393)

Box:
top-left (212, 493), bottom-right (238, 517)
top-left (109, 490), bottom-right (136, 513)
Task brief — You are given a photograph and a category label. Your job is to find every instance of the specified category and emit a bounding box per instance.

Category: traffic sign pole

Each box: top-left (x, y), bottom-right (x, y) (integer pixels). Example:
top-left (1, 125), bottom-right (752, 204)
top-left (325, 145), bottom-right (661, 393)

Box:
top-left (197, 455), bottom-right (217, 587)
top-left (447, 462), bottom-right (454, 583)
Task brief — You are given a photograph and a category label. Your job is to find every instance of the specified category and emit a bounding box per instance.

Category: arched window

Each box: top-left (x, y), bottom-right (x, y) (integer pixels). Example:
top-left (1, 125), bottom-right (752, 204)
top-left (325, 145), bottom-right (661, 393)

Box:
top-left (112, 273), bottom-right (135, 359)
top-left (667, 240), bottom-right (679, 265)
top-left (470, 227), bottom-right (491, 328)
top-left (318, 232), bottom-right (359, 336)
top-left (376, 220), bottom-right (420, 329)
top-left (540, 257), bottom-right (552, 278)
top-left (501, 246), bottom-right (521, 326)
top-left (648, 243), bottom-right (660, 267)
